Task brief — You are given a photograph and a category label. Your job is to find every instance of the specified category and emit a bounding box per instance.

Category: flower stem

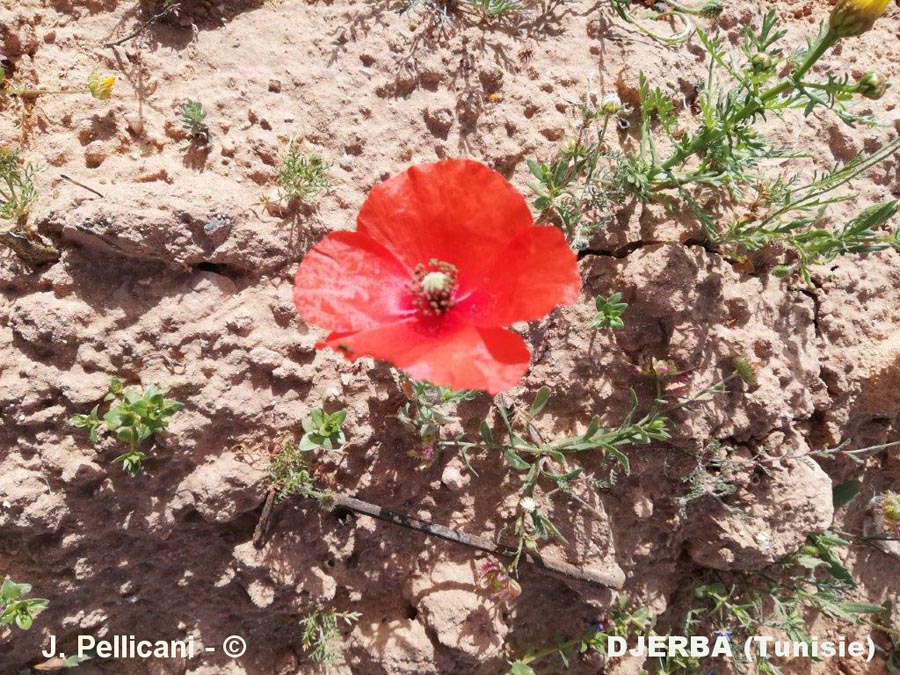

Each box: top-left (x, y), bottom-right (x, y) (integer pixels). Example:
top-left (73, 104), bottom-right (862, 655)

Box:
top-left (658, 28), bottom-right (840, 176)
top-left (520, 628), bottom-right (596, 665)
top-left (755, 29), bottom-right (839, 110)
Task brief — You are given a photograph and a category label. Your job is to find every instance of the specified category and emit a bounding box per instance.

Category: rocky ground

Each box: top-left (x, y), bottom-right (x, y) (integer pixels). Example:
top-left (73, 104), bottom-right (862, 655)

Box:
top-left (1, 0), bottom-right (899, 673)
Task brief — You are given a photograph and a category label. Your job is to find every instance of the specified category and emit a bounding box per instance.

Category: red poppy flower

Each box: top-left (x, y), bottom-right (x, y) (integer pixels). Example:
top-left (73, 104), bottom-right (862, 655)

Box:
top-left (293, 159), bottom-right (581, 394)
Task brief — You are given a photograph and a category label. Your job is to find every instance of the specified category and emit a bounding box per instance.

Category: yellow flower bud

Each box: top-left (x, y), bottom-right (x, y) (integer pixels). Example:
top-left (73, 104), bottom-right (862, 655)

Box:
top-left (883, 491), bottom-right (900, 528)
top-left (87, 73), bottom-right (116, 100)
top-left (829, 0), bottom-right (890, 37)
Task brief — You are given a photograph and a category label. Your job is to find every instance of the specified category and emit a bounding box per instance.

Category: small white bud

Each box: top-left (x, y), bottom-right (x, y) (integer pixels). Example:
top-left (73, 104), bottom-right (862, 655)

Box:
top-left (600, 93), bottom-right (623, 114)
top-left (519, 497), bottom-right (538, 513)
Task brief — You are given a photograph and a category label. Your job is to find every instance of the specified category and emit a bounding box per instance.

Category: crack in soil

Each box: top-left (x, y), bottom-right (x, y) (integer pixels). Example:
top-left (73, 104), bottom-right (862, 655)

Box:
top-left (577, 239), bottom-right (648, 260)
top-left (797, 285), bottom-right (823, 341)
top-left (578, 237), bottom-right (744, 267)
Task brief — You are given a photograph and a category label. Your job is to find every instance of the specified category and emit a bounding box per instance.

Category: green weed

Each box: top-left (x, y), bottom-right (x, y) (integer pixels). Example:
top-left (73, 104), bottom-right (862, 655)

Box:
top-left (299, 608), bottom-right (360, 669)
top-left (69, 377), bottom-right (183, 477)
top-left (458, 387), bottom-right (669, 572)
top-left (0, 148), bottom-right (39, 222)
top-left (276, 141), bottom-right (329, 205)
top-left (1, 578), bottom-right (48, 631)
top-left (591, 292), bottom-right (628, 330)
top-left (398, 376), bottom-right (479, 446)
top-left (269, 440), bottom-right (330, 502)
top-left (529, 10), bottom-right (900, 282)
top-left (299, 408), bottom-right (348, 452)
top-left (509, 532), bottom-right (887, 674)
top-left (179, 100), bottom-right (210, 144)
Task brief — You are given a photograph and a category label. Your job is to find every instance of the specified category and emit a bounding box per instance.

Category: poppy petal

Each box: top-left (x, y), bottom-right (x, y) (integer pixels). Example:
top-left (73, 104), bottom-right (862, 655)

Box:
top-left (357, 159), bottom-right (534, 295)
top-left (459, 225), bottom-right (582, 326)
top-left (294, 231), bottom-right (413, 333)
top-left (319, 317), bottom-right (530, 394)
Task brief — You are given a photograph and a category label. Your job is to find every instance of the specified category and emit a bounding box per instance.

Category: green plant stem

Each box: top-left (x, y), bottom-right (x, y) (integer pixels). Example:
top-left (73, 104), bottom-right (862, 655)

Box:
top-left (754, 136), bottom-right (900, 231)
top-left (756, 439), bottom-right (900, 466)
top-left (611, 0), bottom-right (694, 45)
top-left (666, 0), bottom-right (709, 15)
top-left (519, 628), bottom-right (595, 666)
top-left (657, 29), bottom-right (840, 177)
top-left (647, 171), bottom-right (729, 191)
top-left (739, 29), bottom-right (838, 117)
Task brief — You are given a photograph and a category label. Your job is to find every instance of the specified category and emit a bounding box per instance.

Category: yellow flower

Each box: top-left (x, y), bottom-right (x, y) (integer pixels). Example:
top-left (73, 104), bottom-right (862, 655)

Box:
top-left (829, 0), bottom-right (890, 37)
top-left (87, 73), bottom-right (116, 100)
top-left (883, 491), bottom-right (900, 528)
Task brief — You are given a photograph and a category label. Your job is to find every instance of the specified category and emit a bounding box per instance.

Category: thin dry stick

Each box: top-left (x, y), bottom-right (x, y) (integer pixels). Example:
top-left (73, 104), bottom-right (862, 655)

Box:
top-left (252, 486), bottom-right (277, 549)
top-left (254, 489), bottom-right (624, 589)
top-left (103, 4), bottom-right (180, 48)
top-left (60, 174), bottom-right (105, 198)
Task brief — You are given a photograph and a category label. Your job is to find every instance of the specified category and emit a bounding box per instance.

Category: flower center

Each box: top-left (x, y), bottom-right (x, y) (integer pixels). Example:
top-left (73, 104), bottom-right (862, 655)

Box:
top-left (421, 271), bottom-right (450, 293)
top-left (411, 259), bottom-right (458, 316)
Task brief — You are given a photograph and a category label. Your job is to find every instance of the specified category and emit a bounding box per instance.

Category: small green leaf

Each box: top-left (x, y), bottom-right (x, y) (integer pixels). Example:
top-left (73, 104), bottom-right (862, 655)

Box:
top-left (103, 407), bottom-right (124, 429)
top-left (480, 420), bottom-right (493, 446)
top-left (163, 400), bottom-right (184, 415)
top-left (557, 634), bottom-right (571, 666)
top-left (832, 480), bottom-right (862, 509)
top-left (529, 387), bottom-right (551, 417)
top-left (583, 416), bottom-right (600, 440)
top-left (536, 513), bottom-right (568, 544)
top-left (503, 450), bottom-right (530, 471)
top-left (545, 467), bottom-right (583, 483)
top-left (838, 601), bottom-right (887, 615)
top-left (298, 434), bottom-right (318, 452)
top-left (508, 661), bottom-right (536, 675)
top-left (1, 579), bottom-right (26, 601)
top-left (794, 554), bottom-right (826, 570)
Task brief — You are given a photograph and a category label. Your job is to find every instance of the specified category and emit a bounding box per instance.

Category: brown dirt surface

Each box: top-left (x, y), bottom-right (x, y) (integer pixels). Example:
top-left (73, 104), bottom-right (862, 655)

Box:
top-left (2, 0), bottom-right (900, 673)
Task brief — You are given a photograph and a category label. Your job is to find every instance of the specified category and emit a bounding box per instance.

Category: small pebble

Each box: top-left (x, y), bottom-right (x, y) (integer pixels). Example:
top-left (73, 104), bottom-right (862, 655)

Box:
top-left (125, 113), bottom-right (144, 136)
top-left (84, 143), bottom-right (107, 168)
top-left (441, 465), bottom-right (468, 492)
